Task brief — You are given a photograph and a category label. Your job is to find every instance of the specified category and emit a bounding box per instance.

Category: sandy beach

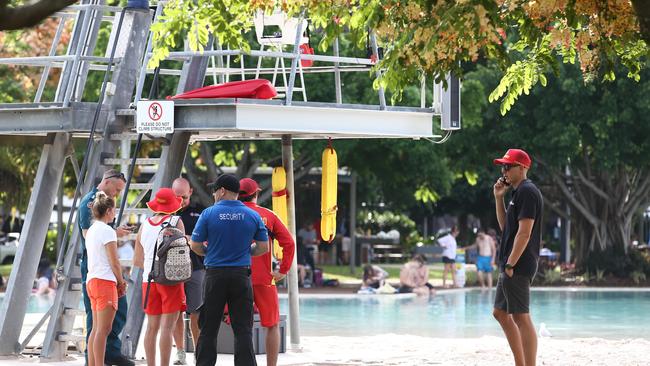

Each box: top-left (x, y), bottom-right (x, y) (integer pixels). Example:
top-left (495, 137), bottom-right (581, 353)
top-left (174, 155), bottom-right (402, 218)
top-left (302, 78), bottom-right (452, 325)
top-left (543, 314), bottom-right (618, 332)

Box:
top-left (3, 334), bottom-right (648, 365)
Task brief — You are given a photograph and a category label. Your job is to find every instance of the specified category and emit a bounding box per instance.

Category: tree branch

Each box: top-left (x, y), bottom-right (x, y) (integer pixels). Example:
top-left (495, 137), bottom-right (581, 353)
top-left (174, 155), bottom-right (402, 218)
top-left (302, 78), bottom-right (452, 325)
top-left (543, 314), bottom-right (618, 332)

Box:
top-left (546, 200), bottom-right (570, 220)
top-left (632, 0), bottom-right (650, 45)
top-left (545, 165), bottom-right (600, 226)
top-left (575, 169), bottom-right (609, 200)
top-left (0, 0), bottom-right (77, 31)
top-left (199, 143), bottom-right (219, 182)
top-left (183, 157), bottom-right (212, 207)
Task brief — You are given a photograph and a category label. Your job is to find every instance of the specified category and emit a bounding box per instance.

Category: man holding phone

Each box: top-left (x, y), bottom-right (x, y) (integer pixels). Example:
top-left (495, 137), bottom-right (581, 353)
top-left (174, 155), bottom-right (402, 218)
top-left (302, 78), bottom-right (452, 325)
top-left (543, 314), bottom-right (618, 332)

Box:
top-left (492, 149), bottom-right (543, 366)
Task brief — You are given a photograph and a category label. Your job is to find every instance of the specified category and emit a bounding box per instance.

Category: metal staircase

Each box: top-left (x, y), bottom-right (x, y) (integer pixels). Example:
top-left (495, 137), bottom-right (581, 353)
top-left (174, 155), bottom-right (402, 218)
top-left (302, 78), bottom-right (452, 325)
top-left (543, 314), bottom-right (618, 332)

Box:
top-left (0, 1), bottom-right (153, 360)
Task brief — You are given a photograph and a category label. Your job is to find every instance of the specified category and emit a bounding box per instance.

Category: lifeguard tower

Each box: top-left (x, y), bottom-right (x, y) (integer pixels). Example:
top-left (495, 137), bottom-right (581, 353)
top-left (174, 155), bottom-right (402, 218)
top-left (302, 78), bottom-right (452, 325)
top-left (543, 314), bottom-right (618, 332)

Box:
top-left (0, 1), bottom-right (458, 361)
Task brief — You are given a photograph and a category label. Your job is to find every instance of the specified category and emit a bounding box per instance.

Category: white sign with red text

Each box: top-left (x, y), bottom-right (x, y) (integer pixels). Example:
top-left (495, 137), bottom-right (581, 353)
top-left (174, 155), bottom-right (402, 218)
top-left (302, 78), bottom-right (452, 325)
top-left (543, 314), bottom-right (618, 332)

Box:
top-left (136, 100), bottom-right (174, 134)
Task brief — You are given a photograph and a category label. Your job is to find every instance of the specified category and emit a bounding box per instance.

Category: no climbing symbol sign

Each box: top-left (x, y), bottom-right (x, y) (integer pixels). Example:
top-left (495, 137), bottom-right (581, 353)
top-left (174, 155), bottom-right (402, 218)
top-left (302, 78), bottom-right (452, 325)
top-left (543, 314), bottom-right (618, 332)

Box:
top-left (137, 100), bottom-right (174, 135)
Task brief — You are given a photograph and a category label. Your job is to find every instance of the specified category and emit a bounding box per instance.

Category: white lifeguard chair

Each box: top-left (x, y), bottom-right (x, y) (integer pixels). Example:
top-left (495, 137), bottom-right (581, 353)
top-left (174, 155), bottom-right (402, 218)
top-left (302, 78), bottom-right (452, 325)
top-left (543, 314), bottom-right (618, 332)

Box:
top-left (253, 11), bottom-right (309, 101)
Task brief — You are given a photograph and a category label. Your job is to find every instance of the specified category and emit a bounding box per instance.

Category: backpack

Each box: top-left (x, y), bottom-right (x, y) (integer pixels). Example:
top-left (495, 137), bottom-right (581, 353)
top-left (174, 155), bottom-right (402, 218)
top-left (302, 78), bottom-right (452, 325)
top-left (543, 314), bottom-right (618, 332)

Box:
top-left (144, 216), bottom-right (192, 308)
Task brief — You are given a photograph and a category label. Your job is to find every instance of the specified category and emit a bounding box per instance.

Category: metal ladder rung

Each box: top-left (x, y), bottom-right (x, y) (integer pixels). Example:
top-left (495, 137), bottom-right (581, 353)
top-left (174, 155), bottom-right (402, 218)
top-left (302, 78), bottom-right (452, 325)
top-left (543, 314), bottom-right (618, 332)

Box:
top-left (103, 158), bottom-right (159, 165)
top-left (127, 183), bottom-right (152, 190)
top-left (123, 208), bottom-right (149, 215)
top-left (56, 333), bottom-right (84, 343)
top-left (115, 109), bottom-right (136, 116)
top-left (110, 133), bottom-right (153, 140)
top-left (63, 308), bottom-right (85, 317)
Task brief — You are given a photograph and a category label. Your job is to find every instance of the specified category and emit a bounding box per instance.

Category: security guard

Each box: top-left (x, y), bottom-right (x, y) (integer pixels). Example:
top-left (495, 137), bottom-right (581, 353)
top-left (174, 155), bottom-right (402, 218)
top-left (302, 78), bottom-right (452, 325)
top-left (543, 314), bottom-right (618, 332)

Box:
top-left (189, 174), bottom-right (268, 366)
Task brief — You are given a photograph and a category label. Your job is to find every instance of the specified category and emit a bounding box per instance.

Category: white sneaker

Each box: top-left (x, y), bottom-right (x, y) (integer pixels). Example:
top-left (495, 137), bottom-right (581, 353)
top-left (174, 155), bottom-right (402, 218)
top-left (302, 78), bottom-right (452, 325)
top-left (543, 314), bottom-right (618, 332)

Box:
top-left (173, 349), bottom-right (187, 365)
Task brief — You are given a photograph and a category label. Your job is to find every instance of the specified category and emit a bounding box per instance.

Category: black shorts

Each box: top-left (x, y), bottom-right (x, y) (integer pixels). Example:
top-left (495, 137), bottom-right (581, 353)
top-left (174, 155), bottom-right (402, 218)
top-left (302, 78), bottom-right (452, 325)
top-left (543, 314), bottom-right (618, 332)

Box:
top-left (494, 272), bottom-right (532, 314)
top-left (442, 256), bottom-right (455, 264)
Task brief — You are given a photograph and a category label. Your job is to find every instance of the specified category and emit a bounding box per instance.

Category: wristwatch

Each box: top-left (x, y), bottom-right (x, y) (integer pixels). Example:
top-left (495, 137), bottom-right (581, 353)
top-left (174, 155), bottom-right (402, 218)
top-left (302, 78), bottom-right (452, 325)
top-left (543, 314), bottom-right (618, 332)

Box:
top-left (505, 263), bottom-right (515, 270)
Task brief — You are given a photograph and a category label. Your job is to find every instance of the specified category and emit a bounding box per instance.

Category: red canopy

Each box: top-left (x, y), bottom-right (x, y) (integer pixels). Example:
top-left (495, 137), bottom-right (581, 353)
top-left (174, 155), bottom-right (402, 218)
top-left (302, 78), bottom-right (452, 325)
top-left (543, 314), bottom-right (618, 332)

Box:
top-left (168, 79), bottom-right (277, 100)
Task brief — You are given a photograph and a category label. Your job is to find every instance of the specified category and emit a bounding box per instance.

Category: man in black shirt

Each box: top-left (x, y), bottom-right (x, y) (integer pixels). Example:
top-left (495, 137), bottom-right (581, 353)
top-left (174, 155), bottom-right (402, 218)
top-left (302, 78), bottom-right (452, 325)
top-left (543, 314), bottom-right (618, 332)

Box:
top-left (492, 148), bottom-right (543, 366)
top-left (172, 177), bottom-right (205, 364)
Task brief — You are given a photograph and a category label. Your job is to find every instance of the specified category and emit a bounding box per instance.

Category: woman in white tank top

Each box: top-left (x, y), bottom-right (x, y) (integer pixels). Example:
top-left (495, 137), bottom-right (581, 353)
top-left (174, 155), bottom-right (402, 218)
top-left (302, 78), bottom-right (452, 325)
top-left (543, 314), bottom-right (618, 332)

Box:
top-left (133, 188), bottom-right (186, 366)
top-left (85, 192), bottom-right (127, 366)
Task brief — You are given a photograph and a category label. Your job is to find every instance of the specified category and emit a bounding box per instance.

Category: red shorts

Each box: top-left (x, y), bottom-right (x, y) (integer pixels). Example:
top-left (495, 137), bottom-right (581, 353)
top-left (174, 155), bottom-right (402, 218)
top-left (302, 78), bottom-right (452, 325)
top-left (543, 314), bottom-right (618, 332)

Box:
top-left (142, 282), bottom-right (186, 315)
top-left (87, 278), bottom-right (118, 312)
top-left (253, 284), bottom-right (279, 327)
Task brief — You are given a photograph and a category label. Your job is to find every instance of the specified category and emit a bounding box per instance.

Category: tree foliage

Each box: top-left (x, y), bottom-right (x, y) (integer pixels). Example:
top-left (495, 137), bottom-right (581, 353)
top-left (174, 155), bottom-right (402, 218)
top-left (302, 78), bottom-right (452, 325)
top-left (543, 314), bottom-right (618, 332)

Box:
top-left (150, 0), bottom-right (649, 113)
top-left (447, 61), bottom-right (650, 274)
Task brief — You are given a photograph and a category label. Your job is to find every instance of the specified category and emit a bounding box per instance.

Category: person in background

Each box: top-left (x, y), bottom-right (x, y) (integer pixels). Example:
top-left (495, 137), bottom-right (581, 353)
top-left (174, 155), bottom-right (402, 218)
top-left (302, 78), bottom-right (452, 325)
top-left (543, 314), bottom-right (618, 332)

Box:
top-left (133, 188), bottom-right (187, 366)
top-left (85, 192), bottom-right (127, 366)
top-left (362, 264), bottom-right (388, 289)
top-left (171, 177), bottom-right (204, 365)
top-left (298, 222), bottom-right (319, 264)
top-left (398, 254), bottom-right (435, 296)
top-left (465, 229), bottom-right (497, 289)
top-left (438, 226), bottom-right (460, 288)
top-left (189, 174), bottom-right (268, 366)
top-left (239, 177), bottom-right (295, 366)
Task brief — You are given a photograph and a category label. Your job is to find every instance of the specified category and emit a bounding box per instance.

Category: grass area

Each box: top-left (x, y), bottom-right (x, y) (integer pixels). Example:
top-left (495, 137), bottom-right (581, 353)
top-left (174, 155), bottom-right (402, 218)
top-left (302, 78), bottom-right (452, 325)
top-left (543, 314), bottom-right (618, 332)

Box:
top-left (0, 264), bottom-right (11, 277)
top-left (320, 264), bottom-right (448, 283)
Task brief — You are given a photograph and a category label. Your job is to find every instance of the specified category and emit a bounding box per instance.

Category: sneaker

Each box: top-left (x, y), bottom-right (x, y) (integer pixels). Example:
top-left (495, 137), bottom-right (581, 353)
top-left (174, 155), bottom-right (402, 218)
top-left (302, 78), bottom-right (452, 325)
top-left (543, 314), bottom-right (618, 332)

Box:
top-left (104, 354), bottom-right (135, 366)
top-left (173, 349), bottom-right (187, 365)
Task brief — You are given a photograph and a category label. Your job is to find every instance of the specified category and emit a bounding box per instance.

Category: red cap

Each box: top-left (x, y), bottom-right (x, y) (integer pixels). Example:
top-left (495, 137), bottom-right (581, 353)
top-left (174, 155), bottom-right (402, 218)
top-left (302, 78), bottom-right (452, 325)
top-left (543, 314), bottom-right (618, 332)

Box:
top-left (146, 188), bottom-right (183, 214)
top-left (239, 178), bottom-right (261, 198)
top-left (493, 149), bottom-right (531, 169)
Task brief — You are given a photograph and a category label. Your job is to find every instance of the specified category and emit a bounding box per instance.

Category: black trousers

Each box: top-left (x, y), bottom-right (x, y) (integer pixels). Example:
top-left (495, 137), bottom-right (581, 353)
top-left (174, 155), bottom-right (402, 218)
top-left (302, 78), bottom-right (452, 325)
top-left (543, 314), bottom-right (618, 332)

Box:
top-left (196, 267), bottom-right (256, 366)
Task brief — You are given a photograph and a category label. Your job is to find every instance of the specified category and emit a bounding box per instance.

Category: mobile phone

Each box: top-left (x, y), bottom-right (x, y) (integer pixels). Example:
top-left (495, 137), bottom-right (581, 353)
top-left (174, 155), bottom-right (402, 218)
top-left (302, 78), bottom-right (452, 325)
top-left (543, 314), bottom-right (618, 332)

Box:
top-left (499, 176), bottom-right (510, 186)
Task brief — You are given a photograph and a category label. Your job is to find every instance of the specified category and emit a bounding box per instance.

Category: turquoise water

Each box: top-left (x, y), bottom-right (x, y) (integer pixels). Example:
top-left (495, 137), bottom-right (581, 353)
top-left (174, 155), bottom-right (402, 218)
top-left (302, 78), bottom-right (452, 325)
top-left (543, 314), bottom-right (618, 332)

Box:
top-left (280, 290), bottom-right (650, 339)
top-left (4, 290), bottom-right (649, 339)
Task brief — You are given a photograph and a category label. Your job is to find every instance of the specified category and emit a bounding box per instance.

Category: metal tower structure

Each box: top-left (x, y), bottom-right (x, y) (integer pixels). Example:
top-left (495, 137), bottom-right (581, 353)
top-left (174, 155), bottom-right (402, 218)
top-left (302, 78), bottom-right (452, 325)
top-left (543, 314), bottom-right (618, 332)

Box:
top-left (0, 1), bottom-right (451, 361)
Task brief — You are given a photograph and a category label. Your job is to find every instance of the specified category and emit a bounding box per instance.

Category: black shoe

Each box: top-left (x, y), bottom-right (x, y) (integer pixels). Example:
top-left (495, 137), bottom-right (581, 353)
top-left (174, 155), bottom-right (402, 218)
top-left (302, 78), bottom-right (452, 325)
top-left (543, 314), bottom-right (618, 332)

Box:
top-left (104, 354), bottom-right (135, 366)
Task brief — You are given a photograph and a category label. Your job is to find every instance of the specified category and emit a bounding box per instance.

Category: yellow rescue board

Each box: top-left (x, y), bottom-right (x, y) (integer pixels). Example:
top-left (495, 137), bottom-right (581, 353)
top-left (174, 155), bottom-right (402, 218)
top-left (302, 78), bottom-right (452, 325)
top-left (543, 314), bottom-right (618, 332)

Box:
top-left (321, 146), bottom-right (338, 243)
top-left (271, 167), bottom-right (288, 260)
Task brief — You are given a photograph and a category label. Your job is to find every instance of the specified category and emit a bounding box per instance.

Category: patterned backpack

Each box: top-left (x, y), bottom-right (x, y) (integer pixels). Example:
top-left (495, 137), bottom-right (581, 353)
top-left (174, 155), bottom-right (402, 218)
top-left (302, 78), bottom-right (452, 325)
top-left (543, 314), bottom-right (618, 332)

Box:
top-left (144, 216), bottom-right (192, 308)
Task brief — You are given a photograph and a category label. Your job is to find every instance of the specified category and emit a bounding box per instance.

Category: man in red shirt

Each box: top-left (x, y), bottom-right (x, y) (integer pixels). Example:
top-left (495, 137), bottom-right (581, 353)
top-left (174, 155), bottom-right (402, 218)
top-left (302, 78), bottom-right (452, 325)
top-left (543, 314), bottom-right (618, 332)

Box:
top-left (239, 178), bottom-right (295, 366)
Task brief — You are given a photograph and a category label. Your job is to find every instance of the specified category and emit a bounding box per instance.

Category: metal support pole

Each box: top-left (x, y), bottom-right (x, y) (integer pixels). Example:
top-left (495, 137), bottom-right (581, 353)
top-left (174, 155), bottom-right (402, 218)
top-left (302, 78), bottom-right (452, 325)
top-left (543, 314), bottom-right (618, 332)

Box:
top-left (282, 135), bottom-right (301, 348)
top-left (333, 37), bottom-right (342, 104)
top-left (0, 132), bottom-right (71, 356)
top-left (369, 31), bottom-right (386, 110)
top-left (349, 172), bottom-right (357, 274)
top-left (285, 18), bottom-right (305, 106)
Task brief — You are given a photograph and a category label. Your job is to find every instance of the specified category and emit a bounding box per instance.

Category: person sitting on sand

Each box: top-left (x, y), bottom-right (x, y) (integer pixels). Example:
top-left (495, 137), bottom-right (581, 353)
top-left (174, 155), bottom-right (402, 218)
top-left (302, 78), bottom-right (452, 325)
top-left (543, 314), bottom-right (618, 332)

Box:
top-left (362, 264), bottom-right (389, 289)
top-left (398, 254), bottom-right (435, 296)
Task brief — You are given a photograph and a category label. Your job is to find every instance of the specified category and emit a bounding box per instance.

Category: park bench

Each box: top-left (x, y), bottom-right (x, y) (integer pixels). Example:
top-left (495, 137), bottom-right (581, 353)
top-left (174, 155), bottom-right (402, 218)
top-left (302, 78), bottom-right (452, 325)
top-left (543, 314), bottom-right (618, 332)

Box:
top-left (371, 244), bottom-right (405, 263)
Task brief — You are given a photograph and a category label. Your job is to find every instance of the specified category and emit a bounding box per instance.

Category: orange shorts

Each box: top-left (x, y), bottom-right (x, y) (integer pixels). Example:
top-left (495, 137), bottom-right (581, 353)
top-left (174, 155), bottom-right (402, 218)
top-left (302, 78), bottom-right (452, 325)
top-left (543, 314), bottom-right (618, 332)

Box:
top-left (253, 284), bottom-right (279, 327)
top-left (87, 278), bottom-right (118, 312)
top-left (142, 282), bottom-right (186, 315)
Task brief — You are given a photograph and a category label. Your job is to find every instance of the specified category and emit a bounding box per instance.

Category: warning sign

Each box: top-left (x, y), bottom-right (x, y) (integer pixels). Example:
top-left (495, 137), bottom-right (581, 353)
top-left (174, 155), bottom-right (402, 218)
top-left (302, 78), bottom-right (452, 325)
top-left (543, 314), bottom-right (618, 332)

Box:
top-left (137, 100), bottom-right (174, 135)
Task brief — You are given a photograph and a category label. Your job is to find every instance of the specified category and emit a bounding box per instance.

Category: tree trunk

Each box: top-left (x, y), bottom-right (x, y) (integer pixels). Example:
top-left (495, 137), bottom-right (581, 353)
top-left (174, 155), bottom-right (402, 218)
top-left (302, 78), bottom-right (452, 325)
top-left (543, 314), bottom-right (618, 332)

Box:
top-left (541, 162), bottom-right (650, 274)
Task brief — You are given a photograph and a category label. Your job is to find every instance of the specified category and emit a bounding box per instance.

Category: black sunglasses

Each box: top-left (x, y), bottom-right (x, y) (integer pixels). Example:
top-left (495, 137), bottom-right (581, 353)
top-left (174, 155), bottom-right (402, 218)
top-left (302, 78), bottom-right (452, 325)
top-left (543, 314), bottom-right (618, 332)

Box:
top-left (105, 172), bottom-right (126, 182)
top-left (501, 164), bottom-right (520, 171)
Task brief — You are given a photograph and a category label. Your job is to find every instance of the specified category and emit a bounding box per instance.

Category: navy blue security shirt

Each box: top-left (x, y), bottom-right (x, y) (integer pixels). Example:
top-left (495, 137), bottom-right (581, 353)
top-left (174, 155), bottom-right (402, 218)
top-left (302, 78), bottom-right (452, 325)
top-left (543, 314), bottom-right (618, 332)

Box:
top-left (191, 200), bottom-right (268, 268)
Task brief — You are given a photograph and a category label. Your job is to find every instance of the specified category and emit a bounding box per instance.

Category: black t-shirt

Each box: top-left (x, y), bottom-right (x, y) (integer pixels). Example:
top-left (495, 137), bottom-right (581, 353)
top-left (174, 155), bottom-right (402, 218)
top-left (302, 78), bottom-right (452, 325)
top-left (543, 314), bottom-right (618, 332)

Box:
top-left (498, 179), bottom-right (543, 278)
top-left (179, 204), bottom-right (205, 270)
